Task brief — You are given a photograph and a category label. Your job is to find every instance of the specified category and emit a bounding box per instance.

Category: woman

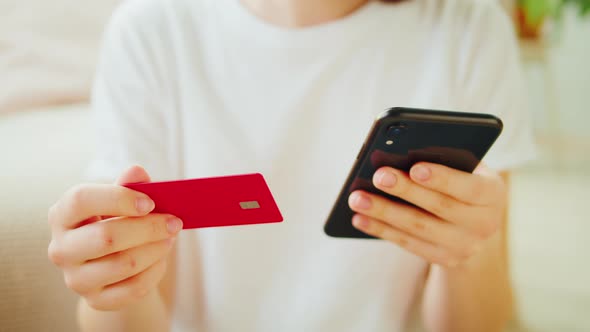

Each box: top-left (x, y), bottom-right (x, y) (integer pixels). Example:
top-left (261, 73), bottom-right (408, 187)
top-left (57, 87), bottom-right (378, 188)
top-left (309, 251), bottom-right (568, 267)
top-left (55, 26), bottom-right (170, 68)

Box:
top-left (47, 0), bottom-right (535, 331)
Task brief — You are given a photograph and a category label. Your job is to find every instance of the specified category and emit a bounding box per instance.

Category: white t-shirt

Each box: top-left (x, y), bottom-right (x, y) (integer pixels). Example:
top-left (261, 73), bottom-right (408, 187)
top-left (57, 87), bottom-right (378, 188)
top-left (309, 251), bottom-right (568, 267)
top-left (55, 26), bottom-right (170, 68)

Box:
top-left (89, 0), bottom-right (536, 331)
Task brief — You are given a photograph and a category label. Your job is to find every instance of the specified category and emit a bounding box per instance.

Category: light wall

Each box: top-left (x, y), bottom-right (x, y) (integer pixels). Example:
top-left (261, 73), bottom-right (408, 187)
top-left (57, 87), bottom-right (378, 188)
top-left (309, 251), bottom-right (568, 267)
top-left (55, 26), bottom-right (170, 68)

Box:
top-left (521, 8), bottom-right (590, 169)
top-left (524, 9), bottom-right (590, 136)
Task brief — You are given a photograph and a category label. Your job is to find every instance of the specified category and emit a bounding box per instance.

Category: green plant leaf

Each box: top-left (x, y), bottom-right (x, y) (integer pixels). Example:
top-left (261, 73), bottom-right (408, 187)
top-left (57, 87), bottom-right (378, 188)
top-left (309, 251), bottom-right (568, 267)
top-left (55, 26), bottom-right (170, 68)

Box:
top-left (562, 0), bottom-right (590, 18)
top-left (521, 0), bottom-right (555, 24)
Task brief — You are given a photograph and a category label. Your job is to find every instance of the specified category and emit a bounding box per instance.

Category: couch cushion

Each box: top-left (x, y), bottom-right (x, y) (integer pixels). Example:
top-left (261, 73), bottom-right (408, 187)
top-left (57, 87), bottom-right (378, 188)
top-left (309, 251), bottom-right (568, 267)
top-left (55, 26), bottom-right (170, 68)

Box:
top-left (0, 0), bottom-right (120, 113)
top-left (0, 104), bottom-right (92, 331)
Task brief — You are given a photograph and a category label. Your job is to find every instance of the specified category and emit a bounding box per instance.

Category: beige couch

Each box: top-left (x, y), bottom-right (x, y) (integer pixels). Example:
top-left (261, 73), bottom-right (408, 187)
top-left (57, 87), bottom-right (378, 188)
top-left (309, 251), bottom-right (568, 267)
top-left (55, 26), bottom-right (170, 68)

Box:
top-left (1, 2), bottom-right (119, 328)
top-left (0, 104), bottom-right (92, 332)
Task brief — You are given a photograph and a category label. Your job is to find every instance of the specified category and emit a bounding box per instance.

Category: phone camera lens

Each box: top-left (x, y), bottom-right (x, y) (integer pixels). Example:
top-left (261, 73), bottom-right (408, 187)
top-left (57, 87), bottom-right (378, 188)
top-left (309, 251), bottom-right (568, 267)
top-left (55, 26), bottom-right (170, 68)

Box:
top-left (387, 123), bottom-right (407, 138)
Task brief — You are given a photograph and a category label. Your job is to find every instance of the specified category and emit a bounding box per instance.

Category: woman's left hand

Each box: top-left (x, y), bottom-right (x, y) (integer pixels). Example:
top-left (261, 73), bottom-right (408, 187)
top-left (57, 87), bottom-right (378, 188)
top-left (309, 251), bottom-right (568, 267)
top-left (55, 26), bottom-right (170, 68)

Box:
top-left (349, 162), bottom-right (507, 268)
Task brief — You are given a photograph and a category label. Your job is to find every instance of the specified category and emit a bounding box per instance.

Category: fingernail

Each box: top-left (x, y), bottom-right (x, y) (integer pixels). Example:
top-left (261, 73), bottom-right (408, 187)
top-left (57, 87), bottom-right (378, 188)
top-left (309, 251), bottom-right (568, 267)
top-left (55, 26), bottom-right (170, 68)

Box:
top-left (167, 218), bottom-right (183, 234)
top-left (352, 215), bottom-right (370, 229)
top-left (376, 170), bottom-right (397, 188)
top-left (349, 192), bottom-right (372, 210)
top-left (412, 165), bottom-right (431, 181)
top-left (136, 197), bottom-right (155, 214)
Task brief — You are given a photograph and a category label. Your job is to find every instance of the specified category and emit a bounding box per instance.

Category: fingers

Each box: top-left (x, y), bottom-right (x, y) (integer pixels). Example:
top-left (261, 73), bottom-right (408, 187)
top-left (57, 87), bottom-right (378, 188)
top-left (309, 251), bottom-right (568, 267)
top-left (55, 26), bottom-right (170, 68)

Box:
top-left (116, 165), bottom-right (151, 186)
top-left (47, 166), bottom-right (170, 312)
top-left (370, 168), bottom-right (477, 225)
top-left (49, 184), bottom-right (156, 231)
top-left (53, 213), bottom-right (183, 263)
top-left (64, 239), bottom-right (174, 296)
top-left (85, 259), bottom-right (168, 311)
top-left (349, 164), bottom-right (506, 268)
top-left (407, 163), bottom-right (505, 206)
top-left (348, 191), bottom-right (479, 255)
top-left (351, 214), bottom-right (461, 268)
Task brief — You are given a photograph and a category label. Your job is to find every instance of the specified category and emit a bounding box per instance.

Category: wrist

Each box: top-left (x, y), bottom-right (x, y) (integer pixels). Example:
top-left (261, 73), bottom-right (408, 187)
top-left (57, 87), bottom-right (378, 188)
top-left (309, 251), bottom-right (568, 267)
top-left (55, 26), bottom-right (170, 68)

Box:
top-left (78, 290), bottom-right (168, 332)
top-left (435, 238), bottom-right (507, 280)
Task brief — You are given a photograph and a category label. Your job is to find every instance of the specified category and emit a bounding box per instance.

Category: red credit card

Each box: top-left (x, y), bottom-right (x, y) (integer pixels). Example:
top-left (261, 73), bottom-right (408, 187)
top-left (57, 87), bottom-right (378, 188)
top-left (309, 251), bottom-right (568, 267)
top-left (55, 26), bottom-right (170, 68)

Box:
top-left (124, 173), bottom-right (283, 230)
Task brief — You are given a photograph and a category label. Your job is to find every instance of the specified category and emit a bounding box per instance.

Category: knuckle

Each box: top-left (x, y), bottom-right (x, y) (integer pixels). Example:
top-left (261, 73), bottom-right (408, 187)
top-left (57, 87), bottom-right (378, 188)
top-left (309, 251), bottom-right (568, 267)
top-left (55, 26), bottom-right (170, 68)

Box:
top-left (113, 250), bottom-right (137, 275)
top-left (95, 226), bottom-right (115, 251)
top-left (85, 296), bottom-right (109, 311)
top-left (430, 196), bottom-right (455, 216)
top-left (369, 222), bottom-right (385, 238)
top-left (395, 178), bottom-right (411, 196)
top-left (429, 246), bottom-right (450, 262)
top-left (63, 274), bottom-right (77, 291)
top-left (150, 260), bottom-right (168, 284)
top-left (396, 235), bottom-right (409, 248)
top-left (478, 216), bottom-right (500, 238)
top-left (457, 244), bottom-right (475, 261)
top-left (443, 260), bottom-right (459, 269)
top-left (380, 203), bottom-right (398, 221)
top-left (437, 253), bottom-right (457, 267)
top-left (382, 205), bottom-right (419, 234)
top-left (131, 283), bottom-right (150, 300)
top-left (412, 220), bottom-right (428, 234)
top-left (67, 184), bottom-right (88, 210)
top-left (47, 204), bottom-right (58, 226)
top-left (372, 202), bottom-right (387, 220)
top-left (129, 275), bottom-right (152, 301)
top-left (438, 174), bottom-right (450, 189)
top-left (64, 273), bottom-right (87, 294)
top-left (469, 183), bottom-right (485, 203)
top-left (47, 240), bottom-right (65, 266)
top-left (86, 300), bottom-right (102, 311)
top-left (407, 207), bottom-right (424, 223)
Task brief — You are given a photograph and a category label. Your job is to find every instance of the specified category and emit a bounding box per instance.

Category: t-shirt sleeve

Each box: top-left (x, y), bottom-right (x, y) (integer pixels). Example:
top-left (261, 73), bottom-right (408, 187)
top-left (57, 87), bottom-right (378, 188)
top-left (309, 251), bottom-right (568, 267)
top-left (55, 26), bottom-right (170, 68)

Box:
top-left (455, 1), bottom-right (537, 171)
top-left (86, 2), bottom-right (175, 182)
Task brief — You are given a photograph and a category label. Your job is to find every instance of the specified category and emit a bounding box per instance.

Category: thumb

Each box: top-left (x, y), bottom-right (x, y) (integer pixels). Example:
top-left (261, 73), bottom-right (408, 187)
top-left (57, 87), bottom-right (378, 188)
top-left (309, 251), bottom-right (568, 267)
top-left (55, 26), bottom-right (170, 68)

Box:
top-left (116, 165), bottom-right (152, 185)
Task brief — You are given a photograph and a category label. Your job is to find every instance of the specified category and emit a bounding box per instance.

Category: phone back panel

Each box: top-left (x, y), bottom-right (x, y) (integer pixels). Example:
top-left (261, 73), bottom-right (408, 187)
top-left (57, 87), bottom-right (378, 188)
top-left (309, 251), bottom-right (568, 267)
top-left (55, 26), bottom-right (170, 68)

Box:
top-left (324, 107), bottom-right (503, 239)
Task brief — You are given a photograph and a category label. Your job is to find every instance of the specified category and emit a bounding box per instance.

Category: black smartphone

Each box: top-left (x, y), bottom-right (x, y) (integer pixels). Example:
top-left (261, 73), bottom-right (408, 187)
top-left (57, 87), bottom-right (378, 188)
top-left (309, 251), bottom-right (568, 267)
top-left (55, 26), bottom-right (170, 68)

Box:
top-left (323, 107), bottom-right (503, 239)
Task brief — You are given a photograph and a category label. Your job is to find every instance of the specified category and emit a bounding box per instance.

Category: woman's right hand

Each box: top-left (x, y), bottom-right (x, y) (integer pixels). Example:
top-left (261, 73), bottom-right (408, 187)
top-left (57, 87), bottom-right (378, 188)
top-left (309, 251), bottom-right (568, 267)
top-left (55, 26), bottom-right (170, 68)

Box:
top-left (47, 165), bottom-right (183, 311)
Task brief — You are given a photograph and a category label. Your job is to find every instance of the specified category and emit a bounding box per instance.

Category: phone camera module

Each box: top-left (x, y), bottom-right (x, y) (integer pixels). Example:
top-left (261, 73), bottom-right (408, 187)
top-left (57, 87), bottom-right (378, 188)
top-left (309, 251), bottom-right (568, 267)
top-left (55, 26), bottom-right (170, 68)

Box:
top-left (387, 123), bottom-right (407, 138)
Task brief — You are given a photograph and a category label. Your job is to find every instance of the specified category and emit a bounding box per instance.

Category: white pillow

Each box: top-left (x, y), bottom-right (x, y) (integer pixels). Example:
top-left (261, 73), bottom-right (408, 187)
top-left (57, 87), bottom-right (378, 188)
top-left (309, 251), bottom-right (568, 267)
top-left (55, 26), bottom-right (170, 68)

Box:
top-left (0, 0), bottom-right (120, 113)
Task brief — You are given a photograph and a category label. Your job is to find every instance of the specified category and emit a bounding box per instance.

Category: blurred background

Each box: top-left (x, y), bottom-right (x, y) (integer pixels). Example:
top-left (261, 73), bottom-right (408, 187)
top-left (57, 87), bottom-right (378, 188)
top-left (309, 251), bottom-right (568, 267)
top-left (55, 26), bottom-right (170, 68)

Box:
top-left (0, 0), bottom-right (588, 331)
